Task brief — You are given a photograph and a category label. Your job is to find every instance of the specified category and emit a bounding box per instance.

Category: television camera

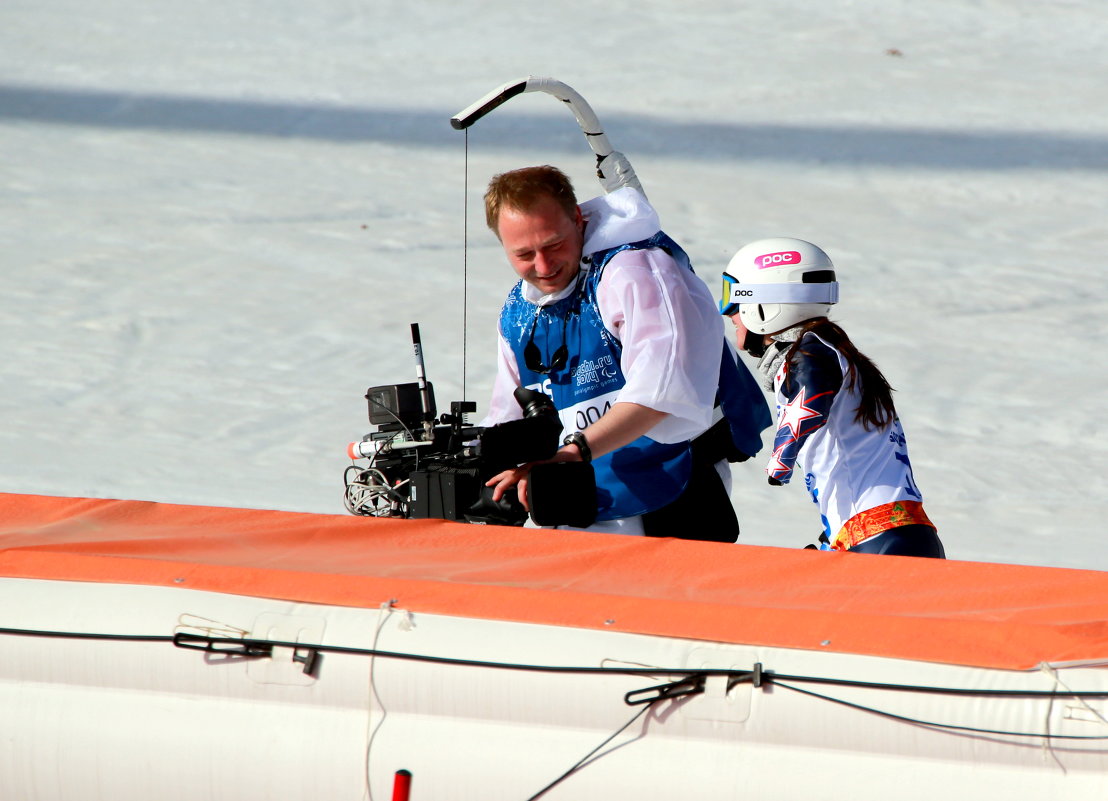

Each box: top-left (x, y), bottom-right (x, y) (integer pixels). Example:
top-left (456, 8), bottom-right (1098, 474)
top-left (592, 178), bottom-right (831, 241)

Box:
top-left (344, 324), bottom-right (582, 526)
top-left (342, 78), bottom-right (644, 528)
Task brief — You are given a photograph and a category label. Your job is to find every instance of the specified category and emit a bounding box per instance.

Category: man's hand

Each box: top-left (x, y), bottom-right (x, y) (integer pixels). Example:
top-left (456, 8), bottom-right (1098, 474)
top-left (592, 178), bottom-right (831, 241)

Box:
top-left (485, 401), bottom-right (667, 512)
top-left (485, 464), bottom-right (532, 508)
top-left (485, 447), bottom-right (584, 510)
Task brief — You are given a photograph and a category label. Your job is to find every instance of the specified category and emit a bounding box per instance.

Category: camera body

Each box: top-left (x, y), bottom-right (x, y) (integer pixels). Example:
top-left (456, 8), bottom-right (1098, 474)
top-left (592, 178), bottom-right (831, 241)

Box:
top-left (345, 380), bottom-right (563, 526)
top-left (345, 323), bottom-right (598, 528)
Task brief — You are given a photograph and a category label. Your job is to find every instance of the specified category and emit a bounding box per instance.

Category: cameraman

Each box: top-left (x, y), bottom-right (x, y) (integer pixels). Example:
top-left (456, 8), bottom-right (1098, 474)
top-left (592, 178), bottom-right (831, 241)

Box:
top-left (482, 166), bottom-right (770, 540)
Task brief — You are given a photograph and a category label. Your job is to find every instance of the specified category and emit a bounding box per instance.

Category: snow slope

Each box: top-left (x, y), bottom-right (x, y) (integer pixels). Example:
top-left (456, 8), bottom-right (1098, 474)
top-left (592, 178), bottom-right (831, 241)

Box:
top-left (1, 0), bottom-right (1105, 569)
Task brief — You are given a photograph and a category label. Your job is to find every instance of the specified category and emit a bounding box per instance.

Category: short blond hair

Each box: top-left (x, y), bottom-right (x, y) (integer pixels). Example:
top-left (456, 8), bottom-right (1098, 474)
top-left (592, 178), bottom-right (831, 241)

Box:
top-left (484, 165), bottom-right (578, 235)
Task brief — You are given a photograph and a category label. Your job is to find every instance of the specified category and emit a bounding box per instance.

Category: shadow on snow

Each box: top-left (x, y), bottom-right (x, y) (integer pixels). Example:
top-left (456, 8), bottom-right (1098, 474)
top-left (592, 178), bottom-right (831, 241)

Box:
top-left (2, 83), bottom-right (1105, 171)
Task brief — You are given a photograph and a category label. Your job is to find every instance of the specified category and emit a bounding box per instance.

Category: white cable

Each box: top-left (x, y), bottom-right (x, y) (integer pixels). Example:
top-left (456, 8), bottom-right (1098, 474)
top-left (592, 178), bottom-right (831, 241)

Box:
top-left (364, 600), bottom-right (399, 801)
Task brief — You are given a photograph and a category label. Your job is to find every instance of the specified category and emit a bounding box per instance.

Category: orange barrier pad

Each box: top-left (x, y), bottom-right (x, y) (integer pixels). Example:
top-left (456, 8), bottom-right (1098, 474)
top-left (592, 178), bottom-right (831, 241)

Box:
top-left (1, 492), bottom-right (1105, 671)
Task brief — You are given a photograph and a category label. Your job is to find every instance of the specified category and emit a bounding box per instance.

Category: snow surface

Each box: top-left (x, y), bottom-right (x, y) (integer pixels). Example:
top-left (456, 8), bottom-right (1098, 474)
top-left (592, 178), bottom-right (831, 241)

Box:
top-left (1, 0), bottom-right (1105, 570)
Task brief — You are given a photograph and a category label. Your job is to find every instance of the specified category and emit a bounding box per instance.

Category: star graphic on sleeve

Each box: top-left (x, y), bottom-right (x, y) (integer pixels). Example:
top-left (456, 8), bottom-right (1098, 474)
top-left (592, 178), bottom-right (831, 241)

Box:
top-left (778, 385), bottom-right (828, 439)
top-left (767, 445), bottom-right (793, 480)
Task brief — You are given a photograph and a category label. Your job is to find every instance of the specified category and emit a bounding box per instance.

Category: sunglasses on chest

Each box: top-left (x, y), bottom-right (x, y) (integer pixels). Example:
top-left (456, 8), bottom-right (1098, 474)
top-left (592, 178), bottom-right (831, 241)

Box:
top-left (524, 309), bottom-right (569, 375)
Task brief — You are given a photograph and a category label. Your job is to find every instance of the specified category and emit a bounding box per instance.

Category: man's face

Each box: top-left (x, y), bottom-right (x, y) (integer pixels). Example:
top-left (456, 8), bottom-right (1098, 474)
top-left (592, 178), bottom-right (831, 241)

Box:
top-left (496, 195), bottom-right (584, 295)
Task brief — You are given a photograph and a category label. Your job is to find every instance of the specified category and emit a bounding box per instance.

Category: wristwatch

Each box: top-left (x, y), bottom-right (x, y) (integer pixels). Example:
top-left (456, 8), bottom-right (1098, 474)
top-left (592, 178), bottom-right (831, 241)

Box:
top-left (562, 431), bottom-right (592, 463)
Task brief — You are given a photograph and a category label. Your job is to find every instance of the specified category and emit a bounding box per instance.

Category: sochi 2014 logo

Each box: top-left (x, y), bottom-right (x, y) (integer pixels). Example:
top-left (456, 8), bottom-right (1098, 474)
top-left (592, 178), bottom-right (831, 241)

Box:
top-left (756, 251), bottom-right (801, 269)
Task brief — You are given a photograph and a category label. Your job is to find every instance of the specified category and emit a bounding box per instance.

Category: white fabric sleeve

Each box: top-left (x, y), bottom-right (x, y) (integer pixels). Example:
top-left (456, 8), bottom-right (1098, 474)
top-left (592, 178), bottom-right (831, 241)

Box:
top-left (596, 248), bottom-right (724, 443)
top-left (479, 328), bottom-right (526, 427)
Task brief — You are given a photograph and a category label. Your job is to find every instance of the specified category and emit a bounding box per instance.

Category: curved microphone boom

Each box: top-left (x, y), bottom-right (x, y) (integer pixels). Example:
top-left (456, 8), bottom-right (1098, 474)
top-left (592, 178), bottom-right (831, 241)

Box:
top-left (450, 76), bottom-right (644, 197)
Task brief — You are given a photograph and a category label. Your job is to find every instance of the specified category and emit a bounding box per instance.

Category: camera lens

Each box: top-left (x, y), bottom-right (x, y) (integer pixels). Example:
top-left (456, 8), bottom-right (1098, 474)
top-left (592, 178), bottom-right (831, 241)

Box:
top-left (513, 386), bottom-right (557, 418)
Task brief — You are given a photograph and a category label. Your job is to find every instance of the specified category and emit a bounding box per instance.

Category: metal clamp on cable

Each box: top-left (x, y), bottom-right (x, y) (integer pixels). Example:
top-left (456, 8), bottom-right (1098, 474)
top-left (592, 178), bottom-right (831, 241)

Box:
top-left (726, 663), bottom-right (767, 693)
top-left (292, 647), bottom-right (322, 677)
top-left (172, 632), bottom-right (273, 659)
top-left (624, 675), bottom-right (706, 706)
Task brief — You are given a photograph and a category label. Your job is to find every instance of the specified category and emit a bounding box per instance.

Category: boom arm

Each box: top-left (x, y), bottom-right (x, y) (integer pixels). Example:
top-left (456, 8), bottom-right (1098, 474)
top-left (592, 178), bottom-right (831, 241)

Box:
top-left (450, 76), bottom-right (644, 197)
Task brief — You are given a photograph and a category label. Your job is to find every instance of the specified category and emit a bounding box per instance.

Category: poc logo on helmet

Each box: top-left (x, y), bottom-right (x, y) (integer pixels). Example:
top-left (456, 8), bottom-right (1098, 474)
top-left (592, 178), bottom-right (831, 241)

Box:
top-left (756, 250), bottom-right (801, 269)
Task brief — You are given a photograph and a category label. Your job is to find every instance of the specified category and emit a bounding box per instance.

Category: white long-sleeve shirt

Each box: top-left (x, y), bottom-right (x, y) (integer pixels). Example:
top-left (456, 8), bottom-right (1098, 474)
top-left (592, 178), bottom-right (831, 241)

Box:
top-left (484, 188), bottom-right (724, 445)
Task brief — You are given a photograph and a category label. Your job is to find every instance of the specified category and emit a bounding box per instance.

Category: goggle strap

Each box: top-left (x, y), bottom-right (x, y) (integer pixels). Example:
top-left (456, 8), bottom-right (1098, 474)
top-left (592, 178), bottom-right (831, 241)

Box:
top-left (726, 281), bottom-right (839, 306)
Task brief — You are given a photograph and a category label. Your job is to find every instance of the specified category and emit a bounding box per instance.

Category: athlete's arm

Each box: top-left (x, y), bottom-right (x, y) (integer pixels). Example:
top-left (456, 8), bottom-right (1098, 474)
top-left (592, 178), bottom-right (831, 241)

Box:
top-left (767, 337), bottom-right (842, 484)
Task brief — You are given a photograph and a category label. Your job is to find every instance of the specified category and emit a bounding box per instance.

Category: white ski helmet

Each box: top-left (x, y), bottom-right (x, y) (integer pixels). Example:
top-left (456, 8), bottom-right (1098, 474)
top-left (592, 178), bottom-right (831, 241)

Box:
top-left (720, 237), bottom-right (839, 335)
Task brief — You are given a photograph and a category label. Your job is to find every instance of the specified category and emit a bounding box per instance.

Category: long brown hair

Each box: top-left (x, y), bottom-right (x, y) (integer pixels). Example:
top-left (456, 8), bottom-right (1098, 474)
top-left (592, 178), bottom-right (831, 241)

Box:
top-left (787, 318), bottom-right (897, 430)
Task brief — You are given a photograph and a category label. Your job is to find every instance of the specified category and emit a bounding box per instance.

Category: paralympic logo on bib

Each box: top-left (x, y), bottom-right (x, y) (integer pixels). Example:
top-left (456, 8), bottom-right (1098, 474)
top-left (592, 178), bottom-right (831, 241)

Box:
top-left (575, 353), bottom-right (618, 387)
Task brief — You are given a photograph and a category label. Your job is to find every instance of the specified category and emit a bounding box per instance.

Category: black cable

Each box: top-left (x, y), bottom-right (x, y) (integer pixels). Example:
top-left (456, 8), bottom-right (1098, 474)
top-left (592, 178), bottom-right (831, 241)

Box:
top-left (747, 671), bottom-right (1108, 700)
top-left (170, 632), bottom-right (749, 679)
top-left (4, 626), bottom-right (1107, 709)
top-left (524, 699), bottom-right (657, 801)
top-left (772, 679), bottom-right (1108, 741)
top-left (0, 627), bottom-right (173, 643)
top-left (171, 635), bottom-right (1108, 707)
top-left (461, 127), bottom-right (469, 403)
top-left (3, 626), bottom-right (1106, 752)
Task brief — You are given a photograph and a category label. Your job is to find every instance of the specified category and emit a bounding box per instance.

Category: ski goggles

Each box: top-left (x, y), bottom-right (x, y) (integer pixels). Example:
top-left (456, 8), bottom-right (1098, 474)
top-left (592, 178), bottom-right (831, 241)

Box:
top-left (719, 271), bottom-right (839, 316)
